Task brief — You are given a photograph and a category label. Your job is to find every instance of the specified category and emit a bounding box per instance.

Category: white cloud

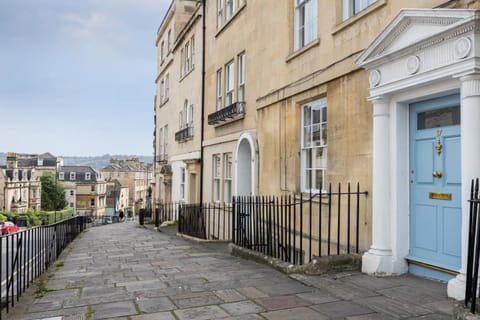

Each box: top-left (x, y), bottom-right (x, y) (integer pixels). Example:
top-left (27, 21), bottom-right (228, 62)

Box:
top-left (60, 11), bottom-right (126, 51)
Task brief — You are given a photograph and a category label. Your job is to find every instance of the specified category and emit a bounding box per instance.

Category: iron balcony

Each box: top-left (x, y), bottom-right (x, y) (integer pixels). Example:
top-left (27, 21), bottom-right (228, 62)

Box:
top-left (208, 101), bottom-right (245, 125)
top-left (175, 125), bottom-right (194, 142)
top-left (155, 154), bottom-right (168, 164)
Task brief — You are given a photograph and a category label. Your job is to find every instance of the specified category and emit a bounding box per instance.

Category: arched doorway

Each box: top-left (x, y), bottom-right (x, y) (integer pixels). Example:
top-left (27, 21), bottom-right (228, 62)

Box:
top-left (235, 133), bottom-right (256, 196)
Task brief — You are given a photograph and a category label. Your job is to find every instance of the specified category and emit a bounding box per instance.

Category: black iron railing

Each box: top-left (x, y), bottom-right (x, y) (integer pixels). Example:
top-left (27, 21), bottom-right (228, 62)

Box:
top-left (178, 203), bottom-right (232, 240)
top-left (155, 155), bottom-right (168, 163)
top-left (466, 178), bottom-right (480, 313)
top-left (232, 183), bottom-right (368, 265)
top-left (175, 126), bottom-right (193, 142)
top-left (154, 202), bottom-right (181, 228)
top-left (208, 102), bottom-right (245, 125)
top-left (0, 216), bottom-right (87, 319)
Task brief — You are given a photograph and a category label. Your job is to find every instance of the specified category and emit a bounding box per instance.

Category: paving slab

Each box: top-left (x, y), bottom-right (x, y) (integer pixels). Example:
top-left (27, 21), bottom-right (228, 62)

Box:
top-left (91, 300), bottom-right (138, 319)
top-left (261, 306), bottom-right (328, 320)
top-left (174, 305), bottom-right (230, 320)
top-left (310, 300), bottom-right (374, 318)
top-left (255, 295), bottom-right (311, 311)
top-left (220, 300), bottom-right (265, 316)
top-left (4, 222), bottom-right (457, 320)
top-left (135, 296), bottom-right (176, 313)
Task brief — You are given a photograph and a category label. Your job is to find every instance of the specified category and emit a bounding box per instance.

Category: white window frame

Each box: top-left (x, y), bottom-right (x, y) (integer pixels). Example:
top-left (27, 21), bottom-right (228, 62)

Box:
top-left (180, 167), bottom-right (185, 201)
top-left (238, 52), bottom-right (245, 103)
top-left (191, 36), bottom-right (195, 68)
top-left (213, 154), bottom-right (221, 202)
top-left (188, 104), bottom-right (194, 127)
top-left (59, 172), bottom-right (64, 180)
top-left (180, 48), bottom-right (184, 76)
top-left (301, 98), bottom-right (327, 193)
top-left (164, 125), bottom-right (168, 159)
top-left (343, 0), bottom-right (377, 20)
top-left (70, 172), bottom-right (76, 181)
top-left (167, 29), bottom-right (172, 52)
top-left (217, 0), bottom-right (224, 28)
top-left (224, 153), bottom-right (232, 203)
top-left (217, 69), bottom-right (223, 110)
top-left (165, 74), bottom-right (169, 100)
top-left (294, 0), bottom-right (318, 51)
top-left (85, 172), bottom-right (91, 181)
top-left (160, 79), bottom-right (165, 103)
top-left (225, 61), bottom-right (234, 107)
top-left (161, 40), bottom-right (165, 61)
top-left (159, 127), bottom-right (163, 157)
top-left (185, 42), bottom-right (191, 73)
top-left (226, 0), bottom-right (235, 19)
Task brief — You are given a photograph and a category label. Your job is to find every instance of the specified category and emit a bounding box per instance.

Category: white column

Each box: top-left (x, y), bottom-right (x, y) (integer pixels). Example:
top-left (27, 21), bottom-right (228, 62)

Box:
top-left (449, 74), bottom-right (480, 300)
top-left (362, 95), bottom-right (395, 274)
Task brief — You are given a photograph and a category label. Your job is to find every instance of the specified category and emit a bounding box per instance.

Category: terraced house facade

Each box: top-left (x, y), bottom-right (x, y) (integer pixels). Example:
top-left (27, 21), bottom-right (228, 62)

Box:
top-left (154, 0), bottom-right (203, 206)
top-left (154, 0), bottom-right (480, 298)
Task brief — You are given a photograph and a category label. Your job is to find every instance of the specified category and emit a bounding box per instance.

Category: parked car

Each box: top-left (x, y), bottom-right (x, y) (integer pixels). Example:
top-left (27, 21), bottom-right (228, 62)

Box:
top-left (1, 221), bottom-right (19, 235)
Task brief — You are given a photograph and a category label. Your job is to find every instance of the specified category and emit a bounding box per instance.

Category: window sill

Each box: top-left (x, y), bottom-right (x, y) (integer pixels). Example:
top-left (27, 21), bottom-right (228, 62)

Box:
top-left (156, 56), bottom-right (173, 83)
top-left (159, 98), bottom-right (169, 108)
top-left (213, 113), bottom-right (245, 128)
top-left (332, 0), bottom-right (387, 35)
top-left (180, 66), bottom-right (195, 82)
top-left (285, 38), bottom-right (320, 63)
top-left (215, 3), bottom-right (247, 38)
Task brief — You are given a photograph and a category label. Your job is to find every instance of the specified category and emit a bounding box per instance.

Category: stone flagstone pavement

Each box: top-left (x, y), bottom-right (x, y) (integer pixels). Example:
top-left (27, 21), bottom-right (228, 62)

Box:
top-left (7, 221), bottom-right (456, 319)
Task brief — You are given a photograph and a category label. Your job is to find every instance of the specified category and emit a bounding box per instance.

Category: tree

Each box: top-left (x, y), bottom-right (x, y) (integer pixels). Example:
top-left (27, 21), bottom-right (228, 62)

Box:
top-left (40, 172), bottom-right (67, 211)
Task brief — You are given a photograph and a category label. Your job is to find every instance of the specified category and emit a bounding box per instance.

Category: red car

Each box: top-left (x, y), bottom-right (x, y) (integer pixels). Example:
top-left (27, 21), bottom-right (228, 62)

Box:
top-left (1, 221), bottom-right (18, 235)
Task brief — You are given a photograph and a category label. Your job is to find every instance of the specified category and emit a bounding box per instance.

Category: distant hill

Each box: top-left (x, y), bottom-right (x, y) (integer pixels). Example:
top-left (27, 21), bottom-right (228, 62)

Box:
top-left (0, 152), bottom-right (153, 170)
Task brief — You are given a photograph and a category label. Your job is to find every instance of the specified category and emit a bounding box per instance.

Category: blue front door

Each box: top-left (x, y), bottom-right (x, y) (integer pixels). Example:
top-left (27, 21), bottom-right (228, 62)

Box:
top-left (408, 94), bottom-right (461, 281)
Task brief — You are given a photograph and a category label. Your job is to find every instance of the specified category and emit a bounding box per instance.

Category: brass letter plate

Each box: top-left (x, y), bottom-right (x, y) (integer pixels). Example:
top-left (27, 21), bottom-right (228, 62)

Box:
top-left (429, 192), bottom-right (452, 201)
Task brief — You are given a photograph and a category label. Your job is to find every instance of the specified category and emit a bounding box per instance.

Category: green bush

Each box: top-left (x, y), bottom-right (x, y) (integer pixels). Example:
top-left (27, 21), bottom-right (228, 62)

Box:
top-left (0, 208), bottom-right (75, 227)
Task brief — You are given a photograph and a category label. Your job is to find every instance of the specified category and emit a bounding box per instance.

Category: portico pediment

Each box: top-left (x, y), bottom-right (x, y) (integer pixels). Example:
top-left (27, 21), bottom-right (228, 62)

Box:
top-left (357, 9), bottom-right (478, 68)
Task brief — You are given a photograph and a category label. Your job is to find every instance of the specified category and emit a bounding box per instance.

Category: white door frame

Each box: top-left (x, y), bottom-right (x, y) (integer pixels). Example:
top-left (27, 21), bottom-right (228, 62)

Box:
top-left (234, 132), bottom-right (258, 196)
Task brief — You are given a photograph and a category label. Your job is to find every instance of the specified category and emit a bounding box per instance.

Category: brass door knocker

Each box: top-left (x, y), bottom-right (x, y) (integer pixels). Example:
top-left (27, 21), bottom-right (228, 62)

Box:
top-left (436, 129), bottom-right (443, 156)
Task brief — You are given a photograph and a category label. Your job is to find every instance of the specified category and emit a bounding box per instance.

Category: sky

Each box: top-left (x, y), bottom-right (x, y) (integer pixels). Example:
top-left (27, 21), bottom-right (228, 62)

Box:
top-left (0, 0), bottom-right (170, 156)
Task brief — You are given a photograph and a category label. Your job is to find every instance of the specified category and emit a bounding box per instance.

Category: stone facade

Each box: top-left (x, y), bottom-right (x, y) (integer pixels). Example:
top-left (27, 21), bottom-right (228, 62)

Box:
top-left (154, 0), bottom-right (203, 206)
top-left (58, 166), bottom-right (106, 217)
top-left (0, 152), bottom-right (45, 212)
top-left (154, 0), bottom-right (480, 298)
top-left (102, 158), bottom-right (150, 215)
top-left (106, 179), bottom-right (129, 217)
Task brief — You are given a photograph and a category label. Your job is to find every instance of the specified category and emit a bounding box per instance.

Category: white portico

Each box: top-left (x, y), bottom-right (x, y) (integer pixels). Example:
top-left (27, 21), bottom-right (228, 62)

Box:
top-left (357, 9), bottom-right (480, 299)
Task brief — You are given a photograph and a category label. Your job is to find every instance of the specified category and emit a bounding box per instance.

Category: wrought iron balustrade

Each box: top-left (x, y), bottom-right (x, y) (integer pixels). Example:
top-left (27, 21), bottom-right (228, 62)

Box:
top-left (208, 101), bottom-right (245, 125)
top-left (155, 154), bottom-right (168, 163)
top-left (175, 126), bottom-right (193, 142)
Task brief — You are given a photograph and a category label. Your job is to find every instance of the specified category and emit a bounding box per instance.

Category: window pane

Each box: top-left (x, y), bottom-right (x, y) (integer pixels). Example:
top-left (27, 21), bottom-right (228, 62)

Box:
top-left (417, 106), bottom-right (460, 130)
top-left (322, 106), bottom-right (327, 122)
top-left (224, 180), bottom-right (231, 202)
top-left (312, 124), bottom-right (321, 146)
top-left (321, 123), bottom-right (327, 145)
top-left (305, 149), bottom-right (312, 168)
top-left (314, 147), bottom-right (327, 168)
top-left (304, 105), bottom-right (311, 126)
top-left (214, 180), bottom-right (220, 202)
top-left (306, 169), bottom-right (312, 190)
top-left (303, 127), bottom-right (311, 148)
top-left (312, 107), bottom-right (321, 124)
top-left (315, 169), bottom-right (324, 191)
